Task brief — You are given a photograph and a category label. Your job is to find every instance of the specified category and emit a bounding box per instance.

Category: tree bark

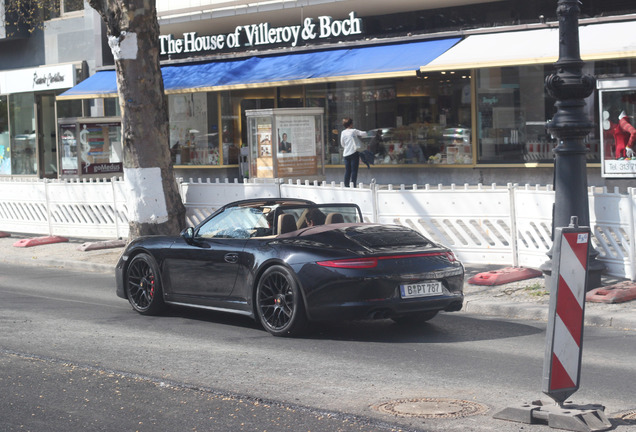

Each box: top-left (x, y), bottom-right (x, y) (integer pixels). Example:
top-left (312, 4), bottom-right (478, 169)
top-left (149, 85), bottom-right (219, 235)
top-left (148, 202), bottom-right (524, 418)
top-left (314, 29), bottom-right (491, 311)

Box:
top-left (88, 0), bottom-right (185, 239)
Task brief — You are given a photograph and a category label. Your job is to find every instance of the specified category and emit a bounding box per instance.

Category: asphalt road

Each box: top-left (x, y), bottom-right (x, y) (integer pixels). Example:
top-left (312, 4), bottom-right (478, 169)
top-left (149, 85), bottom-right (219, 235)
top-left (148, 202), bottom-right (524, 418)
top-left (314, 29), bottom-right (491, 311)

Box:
top-left (1, 262), bottom-right (635, 432)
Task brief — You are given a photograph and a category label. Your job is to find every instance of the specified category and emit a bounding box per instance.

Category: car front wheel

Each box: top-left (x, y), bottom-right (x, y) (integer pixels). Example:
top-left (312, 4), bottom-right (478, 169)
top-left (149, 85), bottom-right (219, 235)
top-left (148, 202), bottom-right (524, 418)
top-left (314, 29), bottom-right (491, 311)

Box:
top-left (256, 265), bottom-right (307, 337)
top-left (125, 253), bottom-right (166, 315)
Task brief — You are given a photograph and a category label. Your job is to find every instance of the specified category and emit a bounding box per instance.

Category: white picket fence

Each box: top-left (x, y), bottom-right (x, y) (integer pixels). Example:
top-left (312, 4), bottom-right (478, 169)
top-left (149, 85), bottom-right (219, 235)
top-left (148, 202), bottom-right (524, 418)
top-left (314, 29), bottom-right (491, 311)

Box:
top-left (1, 177), bottom-right (634, 280)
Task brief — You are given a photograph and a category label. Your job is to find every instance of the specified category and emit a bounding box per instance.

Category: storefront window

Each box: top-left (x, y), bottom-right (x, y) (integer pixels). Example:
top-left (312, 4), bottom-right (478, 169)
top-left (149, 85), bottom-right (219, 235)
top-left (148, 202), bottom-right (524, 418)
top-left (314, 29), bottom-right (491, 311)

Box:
top-left (309, 72), bottom-right (472, 166)
top-left (476, 65), bottom-right (599, 164)
top-left (598, 77), bottom-right (636, 177)
top-left (220, 89), bottom-right (275, 168)
top-left (278, 86), bottom-right (304, 108)
top-left (57, 99), bottom-right (83, 118)
top-left (168, 93), bottom-right (211, 165)
top-left (0, 96), bottom-right (9, 175)
top-left (62, 0), bottom-right (84, 14)
top-left (220, 92), bottom-right (239, 167)
top-left (478, 66), bottom-right (543, 163)
top-left (167, 92), bottom-right (229, 166)
top-left (9, 93), bottom-right (37, 175)
top-left (104, 98), bottom-right (120, 117)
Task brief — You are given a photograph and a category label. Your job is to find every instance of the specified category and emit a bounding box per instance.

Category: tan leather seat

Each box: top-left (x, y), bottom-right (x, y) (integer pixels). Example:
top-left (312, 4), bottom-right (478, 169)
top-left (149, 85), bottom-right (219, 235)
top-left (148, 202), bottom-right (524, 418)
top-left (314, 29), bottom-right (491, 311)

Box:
top-left (325, 212), bottom-right (344, 224)
top-left (277, 213), bottom-right (297, 234)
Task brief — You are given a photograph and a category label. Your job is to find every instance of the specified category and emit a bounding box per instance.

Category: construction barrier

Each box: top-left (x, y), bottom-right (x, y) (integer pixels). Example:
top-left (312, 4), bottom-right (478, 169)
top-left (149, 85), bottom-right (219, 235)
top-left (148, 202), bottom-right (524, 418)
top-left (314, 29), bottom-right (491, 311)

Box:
top-left (542, 217), bottom-right (590, 403)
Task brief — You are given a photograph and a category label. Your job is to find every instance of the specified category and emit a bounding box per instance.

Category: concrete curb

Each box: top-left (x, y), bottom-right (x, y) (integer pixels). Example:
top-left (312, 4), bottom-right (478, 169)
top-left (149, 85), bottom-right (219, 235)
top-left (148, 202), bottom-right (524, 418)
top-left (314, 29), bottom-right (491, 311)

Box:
top-left (1, 256), bottom-right (115, 274)
top-left (461, 298), bottom-right (636, 331)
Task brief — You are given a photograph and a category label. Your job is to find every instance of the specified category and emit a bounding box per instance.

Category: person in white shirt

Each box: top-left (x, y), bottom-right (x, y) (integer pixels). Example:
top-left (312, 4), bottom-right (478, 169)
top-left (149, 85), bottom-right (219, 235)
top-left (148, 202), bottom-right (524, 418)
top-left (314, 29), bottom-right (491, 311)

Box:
top-left (340, 117), bottom-right (366, 187)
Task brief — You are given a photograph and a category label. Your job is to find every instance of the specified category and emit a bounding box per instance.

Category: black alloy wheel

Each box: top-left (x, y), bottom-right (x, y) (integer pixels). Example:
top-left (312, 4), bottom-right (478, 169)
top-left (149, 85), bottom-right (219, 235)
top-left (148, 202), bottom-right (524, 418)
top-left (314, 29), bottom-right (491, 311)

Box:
top-left (125, 253), bottom-right (166, 315)
top-left (256, 265), bottom-right (307, 337)
top-left (391, 310), bottom-right (438, 325)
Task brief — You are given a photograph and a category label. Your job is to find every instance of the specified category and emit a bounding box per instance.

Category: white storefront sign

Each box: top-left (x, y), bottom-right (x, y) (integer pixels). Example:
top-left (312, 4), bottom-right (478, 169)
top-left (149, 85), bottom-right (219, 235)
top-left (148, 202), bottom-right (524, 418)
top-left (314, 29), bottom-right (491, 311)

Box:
top-left (0, 64), bottom-right (76, 94)
top-left (160, 11), bottom-right (363, 56)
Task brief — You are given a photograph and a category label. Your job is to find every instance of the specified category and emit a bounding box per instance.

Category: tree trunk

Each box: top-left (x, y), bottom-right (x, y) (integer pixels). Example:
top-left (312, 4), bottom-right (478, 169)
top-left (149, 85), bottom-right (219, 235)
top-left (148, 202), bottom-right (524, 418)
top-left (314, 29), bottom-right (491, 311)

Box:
top-left (88, 0), bottom-right (185, 239)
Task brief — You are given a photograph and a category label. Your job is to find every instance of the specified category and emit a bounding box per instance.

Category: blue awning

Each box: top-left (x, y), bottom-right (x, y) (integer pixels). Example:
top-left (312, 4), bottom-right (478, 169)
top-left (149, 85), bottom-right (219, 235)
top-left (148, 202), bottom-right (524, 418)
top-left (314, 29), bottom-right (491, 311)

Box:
top-left (58, 70), bottom-right (118, 99)
top-left (57, 38), bottom-right (460, 99)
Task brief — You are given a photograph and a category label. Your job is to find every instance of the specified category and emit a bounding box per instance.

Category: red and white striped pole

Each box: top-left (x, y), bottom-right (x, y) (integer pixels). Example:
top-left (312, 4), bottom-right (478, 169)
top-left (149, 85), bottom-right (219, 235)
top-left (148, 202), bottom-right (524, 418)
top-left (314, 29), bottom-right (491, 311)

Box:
top-left (542, 216), bottom-right (590, 404)
top-left (495, 216), bottom-right (610, 432)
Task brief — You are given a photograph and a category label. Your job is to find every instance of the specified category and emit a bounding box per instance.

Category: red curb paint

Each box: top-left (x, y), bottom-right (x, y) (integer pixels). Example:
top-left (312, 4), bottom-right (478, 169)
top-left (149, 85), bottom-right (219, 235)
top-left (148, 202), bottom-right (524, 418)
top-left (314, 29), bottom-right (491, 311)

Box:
top-left (467, 267), bottom-right (543, 286)
top-left (13, 236), bottom-right (69, 248)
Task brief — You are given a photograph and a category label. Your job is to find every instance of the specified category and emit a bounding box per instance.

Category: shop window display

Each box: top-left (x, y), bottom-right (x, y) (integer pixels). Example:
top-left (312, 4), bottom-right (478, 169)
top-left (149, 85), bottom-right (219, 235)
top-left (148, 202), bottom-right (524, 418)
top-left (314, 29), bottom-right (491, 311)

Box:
top-left (476, 65), bottom-right (599, 163)
top-left (313, 72), bottom-right (473, 166)
top-left (168, 93), bottom-right (216, 165)
top-left (598, 77), bottom-right (636, 177)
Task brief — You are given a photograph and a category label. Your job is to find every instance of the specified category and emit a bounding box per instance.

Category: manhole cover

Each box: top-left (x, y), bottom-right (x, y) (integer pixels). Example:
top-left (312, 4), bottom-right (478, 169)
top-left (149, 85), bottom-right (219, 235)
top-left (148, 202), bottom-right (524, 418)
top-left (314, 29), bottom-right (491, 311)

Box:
top-left (373, 397), bottom-right (489, 419)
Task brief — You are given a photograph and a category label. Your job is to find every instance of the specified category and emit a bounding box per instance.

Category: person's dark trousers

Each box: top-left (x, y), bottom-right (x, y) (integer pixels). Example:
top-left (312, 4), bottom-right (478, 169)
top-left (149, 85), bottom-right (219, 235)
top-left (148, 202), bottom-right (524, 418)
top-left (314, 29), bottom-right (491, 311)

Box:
top-left (344, 151), bottom-right (360, 187)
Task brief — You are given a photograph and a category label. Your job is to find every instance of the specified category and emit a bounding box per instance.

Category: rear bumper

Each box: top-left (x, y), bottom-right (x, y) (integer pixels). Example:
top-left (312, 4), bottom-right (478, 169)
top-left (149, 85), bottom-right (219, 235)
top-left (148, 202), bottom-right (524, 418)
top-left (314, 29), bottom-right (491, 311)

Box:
top-left (306, 292), bottom-right (464, 321)
top-left (299, 269), bottom-right (465, 321)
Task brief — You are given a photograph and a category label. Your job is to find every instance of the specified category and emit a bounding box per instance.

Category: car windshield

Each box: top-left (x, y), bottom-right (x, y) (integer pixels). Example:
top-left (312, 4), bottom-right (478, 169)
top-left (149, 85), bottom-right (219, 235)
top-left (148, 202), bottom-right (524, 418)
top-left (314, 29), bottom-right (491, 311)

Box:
top-left (195, 202), bottom-right (363, 239)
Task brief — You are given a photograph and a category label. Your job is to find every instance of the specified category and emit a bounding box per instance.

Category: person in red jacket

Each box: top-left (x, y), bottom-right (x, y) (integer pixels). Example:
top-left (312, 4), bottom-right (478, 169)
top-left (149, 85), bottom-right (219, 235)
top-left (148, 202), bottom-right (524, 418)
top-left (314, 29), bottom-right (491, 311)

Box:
top-left (609, 110), bottom-right (636, 159)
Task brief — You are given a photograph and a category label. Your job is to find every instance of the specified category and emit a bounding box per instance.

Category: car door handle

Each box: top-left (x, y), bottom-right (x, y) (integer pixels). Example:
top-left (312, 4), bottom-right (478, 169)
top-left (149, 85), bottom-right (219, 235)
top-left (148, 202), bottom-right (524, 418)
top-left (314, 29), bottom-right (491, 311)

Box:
top-left (224, 253), bottom-right (239, 264)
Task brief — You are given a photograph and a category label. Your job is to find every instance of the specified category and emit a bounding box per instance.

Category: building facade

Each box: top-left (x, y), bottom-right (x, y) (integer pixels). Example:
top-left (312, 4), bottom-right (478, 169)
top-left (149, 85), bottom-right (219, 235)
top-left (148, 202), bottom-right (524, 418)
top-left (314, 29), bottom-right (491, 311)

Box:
top-left (0, 0), bottom-right (112, 177)
top-left (3, 0), bottom-right (636, 188)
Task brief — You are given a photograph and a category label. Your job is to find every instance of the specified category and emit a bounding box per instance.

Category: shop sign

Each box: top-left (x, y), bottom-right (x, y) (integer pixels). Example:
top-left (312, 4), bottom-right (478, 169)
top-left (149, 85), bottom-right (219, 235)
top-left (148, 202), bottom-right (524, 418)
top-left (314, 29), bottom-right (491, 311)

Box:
top-left (159, 11), bottom-right (363, 56)
top-left (0, 64), bottom-right (76, 94)
top-left (82, 162), bottom-right (123, 175)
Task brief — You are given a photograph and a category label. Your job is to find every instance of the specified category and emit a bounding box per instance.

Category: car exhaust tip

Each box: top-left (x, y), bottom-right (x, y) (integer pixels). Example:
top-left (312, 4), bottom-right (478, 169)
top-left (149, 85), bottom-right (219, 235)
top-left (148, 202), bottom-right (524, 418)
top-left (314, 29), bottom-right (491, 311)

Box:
top-left (444, 301), bottom-right (463, 312)
top-left (368, 309), bottom-right (392, 320)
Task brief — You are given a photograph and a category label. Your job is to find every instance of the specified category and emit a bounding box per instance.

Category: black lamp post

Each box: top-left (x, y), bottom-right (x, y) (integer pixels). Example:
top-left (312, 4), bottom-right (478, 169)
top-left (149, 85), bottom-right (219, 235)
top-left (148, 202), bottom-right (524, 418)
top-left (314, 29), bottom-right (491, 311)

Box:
top-left (542, 0), bottom-right (604, 288)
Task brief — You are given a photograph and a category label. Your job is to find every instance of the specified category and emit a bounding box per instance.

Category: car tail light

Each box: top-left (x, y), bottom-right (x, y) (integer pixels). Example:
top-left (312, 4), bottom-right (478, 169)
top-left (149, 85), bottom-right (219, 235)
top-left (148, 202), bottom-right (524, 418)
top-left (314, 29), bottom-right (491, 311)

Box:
top-left (317, 258), bottom-right (378, 268)
top-left (445, 251), bottom-right (457, 262)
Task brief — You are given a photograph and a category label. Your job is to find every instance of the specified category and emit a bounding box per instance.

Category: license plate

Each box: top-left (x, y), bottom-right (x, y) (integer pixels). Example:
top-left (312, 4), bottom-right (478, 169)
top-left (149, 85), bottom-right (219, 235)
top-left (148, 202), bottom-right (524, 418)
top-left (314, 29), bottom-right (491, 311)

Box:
top-left (400, 281), bottom-right (443, 298)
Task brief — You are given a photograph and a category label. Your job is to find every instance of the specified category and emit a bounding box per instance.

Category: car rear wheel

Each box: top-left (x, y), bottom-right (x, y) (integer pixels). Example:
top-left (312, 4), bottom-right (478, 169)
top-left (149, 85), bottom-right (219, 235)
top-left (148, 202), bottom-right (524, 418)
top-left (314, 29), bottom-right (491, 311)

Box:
top-left (256, 265), bottom-right (307, 337)
top-left (125, 253), bottom-right (166, 315)
top-left (391, 310), bottom-right (438, 325)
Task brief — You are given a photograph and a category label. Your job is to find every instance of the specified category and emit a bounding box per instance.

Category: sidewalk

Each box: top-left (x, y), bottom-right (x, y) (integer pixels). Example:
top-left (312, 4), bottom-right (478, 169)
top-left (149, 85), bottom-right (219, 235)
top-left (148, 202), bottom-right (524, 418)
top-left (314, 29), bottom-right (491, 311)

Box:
top-left (1, 234), bottom-right (634, 331)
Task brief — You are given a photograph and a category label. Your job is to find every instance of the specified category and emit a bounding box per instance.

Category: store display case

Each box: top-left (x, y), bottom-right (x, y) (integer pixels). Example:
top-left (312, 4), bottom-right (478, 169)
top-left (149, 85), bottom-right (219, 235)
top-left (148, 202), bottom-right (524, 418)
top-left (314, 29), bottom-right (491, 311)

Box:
top-left (245, 108), bottom-right (325, 180)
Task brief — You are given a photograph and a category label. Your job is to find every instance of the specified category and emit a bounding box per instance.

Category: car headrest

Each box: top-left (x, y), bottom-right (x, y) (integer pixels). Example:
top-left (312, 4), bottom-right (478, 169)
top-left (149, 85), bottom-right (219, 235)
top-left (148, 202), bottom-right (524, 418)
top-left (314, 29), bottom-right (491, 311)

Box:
top-left (325, 212), bottom-right (344, 224)
top-left (277, 213), bottom-right (297, 234)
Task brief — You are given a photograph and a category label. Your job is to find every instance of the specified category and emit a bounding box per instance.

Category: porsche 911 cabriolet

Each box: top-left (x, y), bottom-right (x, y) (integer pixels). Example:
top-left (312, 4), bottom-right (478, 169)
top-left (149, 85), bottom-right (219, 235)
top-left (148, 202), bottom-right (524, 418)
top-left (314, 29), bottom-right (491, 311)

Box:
top-left (115, 198), bottom-right (464, 336)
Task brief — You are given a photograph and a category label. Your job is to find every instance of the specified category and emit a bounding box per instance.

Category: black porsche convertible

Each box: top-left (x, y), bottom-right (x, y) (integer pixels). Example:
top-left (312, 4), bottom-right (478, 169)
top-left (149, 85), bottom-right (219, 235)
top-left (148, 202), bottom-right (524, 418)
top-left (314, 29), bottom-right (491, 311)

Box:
top-left (115, 198), bottom-right (464, 336)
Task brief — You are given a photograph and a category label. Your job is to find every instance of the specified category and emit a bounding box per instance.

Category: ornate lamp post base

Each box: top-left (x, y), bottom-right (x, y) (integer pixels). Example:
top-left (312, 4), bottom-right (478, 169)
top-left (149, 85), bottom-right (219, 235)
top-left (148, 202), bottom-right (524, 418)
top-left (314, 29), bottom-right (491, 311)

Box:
top-left (541, 0), bottom-right (604, 289)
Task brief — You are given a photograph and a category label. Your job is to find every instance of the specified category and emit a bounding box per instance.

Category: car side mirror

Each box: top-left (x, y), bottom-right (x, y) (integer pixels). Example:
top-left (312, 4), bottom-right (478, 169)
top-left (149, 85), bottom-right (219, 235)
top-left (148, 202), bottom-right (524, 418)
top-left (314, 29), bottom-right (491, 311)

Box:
top-left (181, 227), bottom-right (195, 244)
